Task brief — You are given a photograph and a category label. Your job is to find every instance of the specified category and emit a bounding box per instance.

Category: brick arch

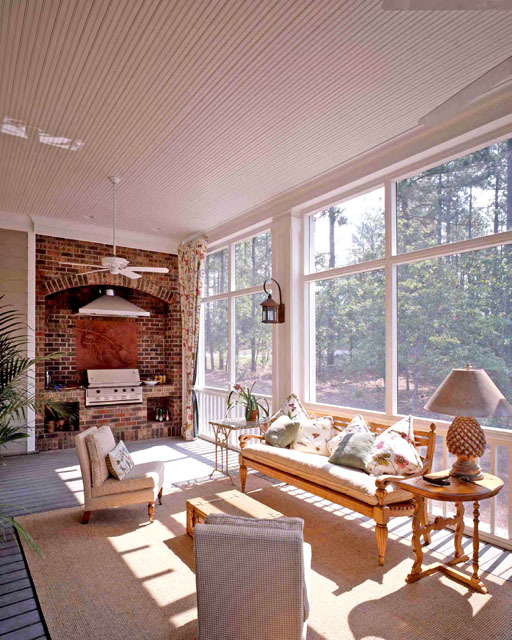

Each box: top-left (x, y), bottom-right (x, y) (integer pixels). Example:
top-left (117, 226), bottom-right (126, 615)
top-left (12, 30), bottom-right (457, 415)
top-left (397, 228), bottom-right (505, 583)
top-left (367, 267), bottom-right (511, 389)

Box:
top-left (44, 270), bottom-right (175, 304)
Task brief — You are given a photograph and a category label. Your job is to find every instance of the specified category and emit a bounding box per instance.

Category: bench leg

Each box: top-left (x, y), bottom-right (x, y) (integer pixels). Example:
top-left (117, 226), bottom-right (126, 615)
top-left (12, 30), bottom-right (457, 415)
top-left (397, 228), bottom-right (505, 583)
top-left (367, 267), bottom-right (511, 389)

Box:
top-left (82, 510), bottom-right (91, 525)
top-left (148, 502), bottom-right (155, 523)
top-left (158, 487), bottom-right (163, 506)
top-left (375, 523), bottom-right (388, 566)
top-left (240, 463), bottom-right (247, 493)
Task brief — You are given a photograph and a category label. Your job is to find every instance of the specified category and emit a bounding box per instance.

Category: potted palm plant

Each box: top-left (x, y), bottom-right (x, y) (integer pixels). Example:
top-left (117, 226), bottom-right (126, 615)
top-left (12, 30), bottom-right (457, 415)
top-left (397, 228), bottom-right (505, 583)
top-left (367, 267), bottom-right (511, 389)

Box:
top-left (0, 297), bottom-right (67, 555)
top-left (226, 383), bottom-right (269, 423)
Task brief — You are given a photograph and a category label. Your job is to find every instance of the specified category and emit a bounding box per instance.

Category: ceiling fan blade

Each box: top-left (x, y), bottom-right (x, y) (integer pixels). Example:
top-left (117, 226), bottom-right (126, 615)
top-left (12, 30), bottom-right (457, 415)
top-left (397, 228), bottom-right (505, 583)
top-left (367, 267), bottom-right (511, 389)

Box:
top-left (80, 269), bottom-right (109, 275)
top-left (59, 262), bottom-right (103, 268)
top-left (129, 266), bottom-right (169, 273)
top-left (119, 268), bottom-right (142, 280)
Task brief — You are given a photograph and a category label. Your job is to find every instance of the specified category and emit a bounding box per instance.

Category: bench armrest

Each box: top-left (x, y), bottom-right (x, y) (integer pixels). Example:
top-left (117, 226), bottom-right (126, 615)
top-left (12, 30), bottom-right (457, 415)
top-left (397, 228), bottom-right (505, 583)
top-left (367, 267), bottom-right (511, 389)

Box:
top-left (239, 434), bottom-right (265, 450)
top-left (374, 461), bottom-right (431, 505)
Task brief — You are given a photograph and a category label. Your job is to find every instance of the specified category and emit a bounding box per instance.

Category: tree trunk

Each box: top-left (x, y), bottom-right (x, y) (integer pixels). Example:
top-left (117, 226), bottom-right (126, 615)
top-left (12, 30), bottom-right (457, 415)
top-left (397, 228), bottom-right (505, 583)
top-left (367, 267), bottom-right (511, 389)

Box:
top-left (329, 211), bottom-right (336, 269)
top-left (468, 184), bottom-right (473, 239)
top-left (494, 175), bottom-right (500, 234)
top-left (436, 172), bottom-right (443, 245)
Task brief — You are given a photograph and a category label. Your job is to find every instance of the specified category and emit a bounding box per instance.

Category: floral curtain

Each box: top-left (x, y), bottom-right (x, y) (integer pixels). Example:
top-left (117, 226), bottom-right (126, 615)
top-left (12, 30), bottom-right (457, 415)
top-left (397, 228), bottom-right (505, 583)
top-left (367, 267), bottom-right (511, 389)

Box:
top-left (178, 236), bottom-right (207, 440)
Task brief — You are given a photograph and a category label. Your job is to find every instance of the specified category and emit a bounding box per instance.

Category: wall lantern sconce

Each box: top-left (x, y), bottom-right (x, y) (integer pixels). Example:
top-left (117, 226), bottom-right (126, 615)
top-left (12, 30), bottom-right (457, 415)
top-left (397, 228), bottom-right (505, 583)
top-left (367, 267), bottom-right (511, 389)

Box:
top-left (260, 278), bottom-right (285, 324)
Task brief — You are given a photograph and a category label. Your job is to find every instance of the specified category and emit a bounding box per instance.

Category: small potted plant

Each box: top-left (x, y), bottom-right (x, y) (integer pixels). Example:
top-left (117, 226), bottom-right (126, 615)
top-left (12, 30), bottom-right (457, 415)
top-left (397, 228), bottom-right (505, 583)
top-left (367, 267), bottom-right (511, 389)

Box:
top-left (227, 383), bottom-right (269, 423)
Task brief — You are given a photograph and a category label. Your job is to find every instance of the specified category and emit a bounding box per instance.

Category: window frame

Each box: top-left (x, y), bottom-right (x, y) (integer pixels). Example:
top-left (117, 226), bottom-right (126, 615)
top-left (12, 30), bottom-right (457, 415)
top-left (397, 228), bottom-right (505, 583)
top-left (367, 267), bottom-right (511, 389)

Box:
top-left (198, 226), bottom-right (273, 397)
top-left (303, 134), bottom-right (512, 429)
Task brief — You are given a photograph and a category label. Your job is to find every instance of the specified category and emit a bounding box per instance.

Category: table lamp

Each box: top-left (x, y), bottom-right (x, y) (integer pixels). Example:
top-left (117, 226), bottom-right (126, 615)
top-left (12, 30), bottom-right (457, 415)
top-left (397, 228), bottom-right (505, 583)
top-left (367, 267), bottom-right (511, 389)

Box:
top-left (424, 365), bottom-right (512, 481)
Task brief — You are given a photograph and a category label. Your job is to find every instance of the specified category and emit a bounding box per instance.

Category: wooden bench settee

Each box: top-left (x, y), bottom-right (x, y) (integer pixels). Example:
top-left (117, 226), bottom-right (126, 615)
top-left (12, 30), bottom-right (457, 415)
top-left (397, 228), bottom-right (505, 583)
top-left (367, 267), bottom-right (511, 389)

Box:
top-left (239, 412), bottom-right (436, 566)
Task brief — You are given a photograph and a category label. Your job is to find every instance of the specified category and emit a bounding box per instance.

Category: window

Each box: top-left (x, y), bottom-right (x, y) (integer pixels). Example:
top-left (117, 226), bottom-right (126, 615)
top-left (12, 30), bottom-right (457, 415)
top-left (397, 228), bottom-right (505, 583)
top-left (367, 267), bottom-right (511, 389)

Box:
top-left (200, 231), bottom-right (272, 396)
top-left (235, 231), bottom-right (271, 289)
top-left (398, 246), bottom-right (512, 429)
top-left (306, 136), bottom-right (512, 425)
top-left (235, 294), bottom-right (272, 396)
top-left (309, 187), bottom-right (384, 272)
top-left (397, 140), bottom-right (510, 253)
top-left (204, 299), bottom-right (229, 389)
top-left (205, 248), bottom-right (228, 296)
top-left (311, 271), bottom-right (385, 411)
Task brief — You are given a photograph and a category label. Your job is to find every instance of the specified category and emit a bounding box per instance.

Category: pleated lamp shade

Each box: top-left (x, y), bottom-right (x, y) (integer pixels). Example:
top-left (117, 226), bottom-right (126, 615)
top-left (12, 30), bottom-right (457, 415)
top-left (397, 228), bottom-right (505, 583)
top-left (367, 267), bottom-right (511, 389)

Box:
top-left (424, 368), bottom-right (512, 418)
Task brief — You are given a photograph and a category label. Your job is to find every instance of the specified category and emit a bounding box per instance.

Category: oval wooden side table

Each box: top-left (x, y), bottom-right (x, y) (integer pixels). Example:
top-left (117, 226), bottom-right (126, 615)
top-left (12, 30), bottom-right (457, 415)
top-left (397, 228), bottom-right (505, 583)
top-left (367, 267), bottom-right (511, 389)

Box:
top-left (395, 471), bottom-right (504, 594)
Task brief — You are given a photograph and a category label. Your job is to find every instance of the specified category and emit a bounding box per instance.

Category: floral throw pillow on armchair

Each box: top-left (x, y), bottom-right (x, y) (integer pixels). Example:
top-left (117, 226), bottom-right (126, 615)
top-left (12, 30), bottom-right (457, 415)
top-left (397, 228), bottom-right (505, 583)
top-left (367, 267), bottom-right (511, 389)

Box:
top-left (367, 416), bottom-right (423, 476)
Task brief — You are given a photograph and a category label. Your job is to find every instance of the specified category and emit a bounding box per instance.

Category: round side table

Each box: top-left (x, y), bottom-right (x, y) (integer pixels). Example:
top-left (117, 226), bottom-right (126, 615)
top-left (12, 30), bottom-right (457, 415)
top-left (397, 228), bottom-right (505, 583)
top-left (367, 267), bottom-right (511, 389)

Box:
top-left (395, 471), bottom-right (503, 594)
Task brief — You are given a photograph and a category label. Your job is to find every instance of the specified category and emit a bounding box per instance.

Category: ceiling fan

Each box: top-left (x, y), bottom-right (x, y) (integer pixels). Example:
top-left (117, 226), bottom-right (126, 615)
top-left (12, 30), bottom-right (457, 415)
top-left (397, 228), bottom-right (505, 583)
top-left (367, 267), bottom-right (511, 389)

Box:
top-left (59, 177), bottom-right (169, 280)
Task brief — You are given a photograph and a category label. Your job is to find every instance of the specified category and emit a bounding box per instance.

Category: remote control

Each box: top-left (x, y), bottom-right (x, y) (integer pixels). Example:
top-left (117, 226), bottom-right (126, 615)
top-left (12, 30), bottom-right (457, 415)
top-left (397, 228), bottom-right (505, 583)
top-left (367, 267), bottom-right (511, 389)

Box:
top-left (423, 475), bottom-right (450, 486)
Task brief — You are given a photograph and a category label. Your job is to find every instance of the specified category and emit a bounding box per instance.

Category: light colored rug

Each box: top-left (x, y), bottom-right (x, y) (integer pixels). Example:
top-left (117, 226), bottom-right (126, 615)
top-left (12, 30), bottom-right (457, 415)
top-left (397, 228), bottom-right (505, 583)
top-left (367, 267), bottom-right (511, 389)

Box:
top-left (18, 476), bottom-right (512, 640)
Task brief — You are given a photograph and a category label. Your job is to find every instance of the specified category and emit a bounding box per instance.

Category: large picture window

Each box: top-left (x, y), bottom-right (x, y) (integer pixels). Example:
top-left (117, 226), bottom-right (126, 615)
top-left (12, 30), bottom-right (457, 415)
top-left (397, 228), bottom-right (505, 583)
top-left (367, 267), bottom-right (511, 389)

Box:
top-left (306, 137), bottom-right (512, 427)
top-left (309, 187), bottom-right (385, 272)
top-left (398, 246), bottom-right (512, 429)
top-left (397, 140), bottom-right (511, 253)
top-left (200, 230), bottom-right (272, 397)
top-left (311, 271), bottom-right (385, 411)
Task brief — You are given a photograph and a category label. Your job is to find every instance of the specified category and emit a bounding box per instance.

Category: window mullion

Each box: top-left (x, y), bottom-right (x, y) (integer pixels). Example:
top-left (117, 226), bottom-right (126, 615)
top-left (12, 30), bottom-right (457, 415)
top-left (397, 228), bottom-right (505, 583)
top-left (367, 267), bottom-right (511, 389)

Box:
top-left (228, 244), bottom-right (236, 387)
top-left (390, 229), bottom-right (512, 267)
top-left (385, 180), bottom-right (397, 417)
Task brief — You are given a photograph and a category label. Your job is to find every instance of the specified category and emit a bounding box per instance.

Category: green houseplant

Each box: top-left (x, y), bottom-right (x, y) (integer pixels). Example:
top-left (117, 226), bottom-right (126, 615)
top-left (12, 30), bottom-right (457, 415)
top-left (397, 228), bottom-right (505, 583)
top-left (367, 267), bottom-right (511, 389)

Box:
top-left (0, 297), bottom-right (67, 555)
top-left (226, 383), bottom-right (269, 423)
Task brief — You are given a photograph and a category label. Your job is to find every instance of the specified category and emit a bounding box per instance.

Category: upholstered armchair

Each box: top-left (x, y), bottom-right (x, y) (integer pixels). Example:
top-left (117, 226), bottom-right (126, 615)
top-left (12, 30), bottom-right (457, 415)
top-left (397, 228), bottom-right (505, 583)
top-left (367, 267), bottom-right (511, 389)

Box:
top-left (75, 426), bottom-right (164, 524)
top-left (194, 514), bottom-right (311, 640)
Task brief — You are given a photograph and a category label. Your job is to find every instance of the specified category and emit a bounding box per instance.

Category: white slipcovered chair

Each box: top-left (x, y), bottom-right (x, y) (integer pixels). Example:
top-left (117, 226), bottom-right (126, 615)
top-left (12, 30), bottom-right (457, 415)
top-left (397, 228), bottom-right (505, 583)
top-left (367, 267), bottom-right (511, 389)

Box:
top-left (194, 514), bottom-right (311, 640)
top-left (75, 426), bottom-right (164, 524)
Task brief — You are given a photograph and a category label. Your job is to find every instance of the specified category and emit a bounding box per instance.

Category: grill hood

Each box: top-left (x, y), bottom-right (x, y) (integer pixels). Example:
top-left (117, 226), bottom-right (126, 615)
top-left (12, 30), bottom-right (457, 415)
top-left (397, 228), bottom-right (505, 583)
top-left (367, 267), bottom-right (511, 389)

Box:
top-left (78, 289), bottom-right (150, 317)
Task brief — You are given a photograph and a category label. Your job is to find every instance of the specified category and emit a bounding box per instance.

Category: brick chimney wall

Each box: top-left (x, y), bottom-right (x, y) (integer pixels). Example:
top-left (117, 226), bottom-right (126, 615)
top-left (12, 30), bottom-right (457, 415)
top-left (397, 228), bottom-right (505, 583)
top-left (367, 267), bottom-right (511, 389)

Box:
top-left (35, 234), bottom-right (182, 450)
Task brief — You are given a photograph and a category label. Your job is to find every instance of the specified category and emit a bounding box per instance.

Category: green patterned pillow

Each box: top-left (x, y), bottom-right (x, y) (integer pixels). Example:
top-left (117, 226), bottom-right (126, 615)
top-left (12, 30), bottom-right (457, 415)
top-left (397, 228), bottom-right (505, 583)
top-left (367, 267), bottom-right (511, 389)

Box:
top-left (328, 432), bottom-right (376, 471)
top-left (264, 415), bottom-right (301, 448)
top-left (106, 440), bottom-right (134, 480)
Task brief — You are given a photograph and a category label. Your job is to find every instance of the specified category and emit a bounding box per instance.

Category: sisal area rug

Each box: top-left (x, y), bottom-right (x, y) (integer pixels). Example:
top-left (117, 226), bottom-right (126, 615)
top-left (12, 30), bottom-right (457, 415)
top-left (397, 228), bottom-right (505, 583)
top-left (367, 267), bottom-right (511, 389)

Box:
top-left (18, 476), bottom-right (512, 640)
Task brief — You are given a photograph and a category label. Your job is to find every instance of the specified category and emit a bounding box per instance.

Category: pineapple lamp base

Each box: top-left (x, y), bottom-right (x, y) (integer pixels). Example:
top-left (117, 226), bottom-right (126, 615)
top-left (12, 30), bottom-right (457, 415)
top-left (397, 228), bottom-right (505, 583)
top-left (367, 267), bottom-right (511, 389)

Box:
top-left (446, 416), bottom-right (486, 482)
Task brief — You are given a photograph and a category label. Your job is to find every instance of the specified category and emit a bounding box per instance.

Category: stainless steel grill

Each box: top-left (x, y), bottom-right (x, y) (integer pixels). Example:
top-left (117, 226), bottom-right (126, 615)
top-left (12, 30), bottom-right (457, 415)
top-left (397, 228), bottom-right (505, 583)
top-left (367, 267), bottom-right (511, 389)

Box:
top-left (85, 369), bottom-right (142, 406)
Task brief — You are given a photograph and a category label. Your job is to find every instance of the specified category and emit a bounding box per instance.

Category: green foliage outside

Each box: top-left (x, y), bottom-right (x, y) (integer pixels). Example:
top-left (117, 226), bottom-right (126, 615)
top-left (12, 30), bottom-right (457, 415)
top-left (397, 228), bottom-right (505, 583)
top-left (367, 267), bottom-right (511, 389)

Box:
top-left (313, 140), bottom-right (512, 428)
top-left (203, 141), bottom-right (511, 429)
top-left (204, 233), bottom-right (272, 395)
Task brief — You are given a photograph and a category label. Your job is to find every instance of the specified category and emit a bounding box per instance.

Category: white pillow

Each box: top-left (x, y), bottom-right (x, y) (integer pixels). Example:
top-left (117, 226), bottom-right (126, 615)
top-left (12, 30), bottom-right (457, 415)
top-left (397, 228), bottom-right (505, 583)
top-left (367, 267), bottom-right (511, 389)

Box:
top-left (366, 416), bottom-right (423, 476)
top-left (291, 416), bottom-right (333, 456)
top-left (326, 414), bottom-right (369, 456)
top-left (262, 393), bottom-right (311, 430)
top-left (106, 440), bottom-right (135, 480)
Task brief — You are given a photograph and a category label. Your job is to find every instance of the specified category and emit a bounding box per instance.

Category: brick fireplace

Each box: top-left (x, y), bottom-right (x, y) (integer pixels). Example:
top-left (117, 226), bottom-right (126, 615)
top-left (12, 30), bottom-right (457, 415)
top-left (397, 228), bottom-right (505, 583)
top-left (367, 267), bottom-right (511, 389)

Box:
top-left (35, 235), bottom-right (182, 451)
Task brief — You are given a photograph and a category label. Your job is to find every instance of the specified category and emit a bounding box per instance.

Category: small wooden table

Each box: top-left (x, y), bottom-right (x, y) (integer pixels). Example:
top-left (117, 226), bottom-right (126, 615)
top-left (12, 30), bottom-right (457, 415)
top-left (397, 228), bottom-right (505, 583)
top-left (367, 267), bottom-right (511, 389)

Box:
top-left (396, 471), bottom-right (504, 594)
top-left (186, 489), bottom-right (282, 536)
top-left (208, 418), bottom-right (266, 483)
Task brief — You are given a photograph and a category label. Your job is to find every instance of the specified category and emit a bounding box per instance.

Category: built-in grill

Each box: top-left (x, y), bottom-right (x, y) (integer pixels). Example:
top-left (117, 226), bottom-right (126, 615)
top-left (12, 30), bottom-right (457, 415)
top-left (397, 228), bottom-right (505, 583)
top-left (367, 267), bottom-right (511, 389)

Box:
top-left (85, 369), bottom-right (142, 407)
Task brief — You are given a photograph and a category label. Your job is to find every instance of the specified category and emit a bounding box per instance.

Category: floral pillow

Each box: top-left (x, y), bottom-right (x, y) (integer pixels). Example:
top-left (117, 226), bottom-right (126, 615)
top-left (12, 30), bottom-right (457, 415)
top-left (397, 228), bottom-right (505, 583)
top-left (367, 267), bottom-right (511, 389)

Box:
top-left (367, 416), bottom-right (422, 476)
top-left (106, 440), bottom-right (135, 480)
top-left (262, 393), bottom-right (311, 431)
top-left (291, 416), bottom-right (334, 456)
top-left (326, 414), bottom-right (369, 456)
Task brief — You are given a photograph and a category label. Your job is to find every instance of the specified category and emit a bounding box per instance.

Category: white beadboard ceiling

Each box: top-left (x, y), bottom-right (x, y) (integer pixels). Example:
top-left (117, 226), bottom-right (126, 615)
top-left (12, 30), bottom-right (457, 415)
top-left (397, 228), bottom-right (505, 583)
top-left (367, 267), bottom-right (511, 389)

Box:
top-left (1, 0), bottom-right (511, 242)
